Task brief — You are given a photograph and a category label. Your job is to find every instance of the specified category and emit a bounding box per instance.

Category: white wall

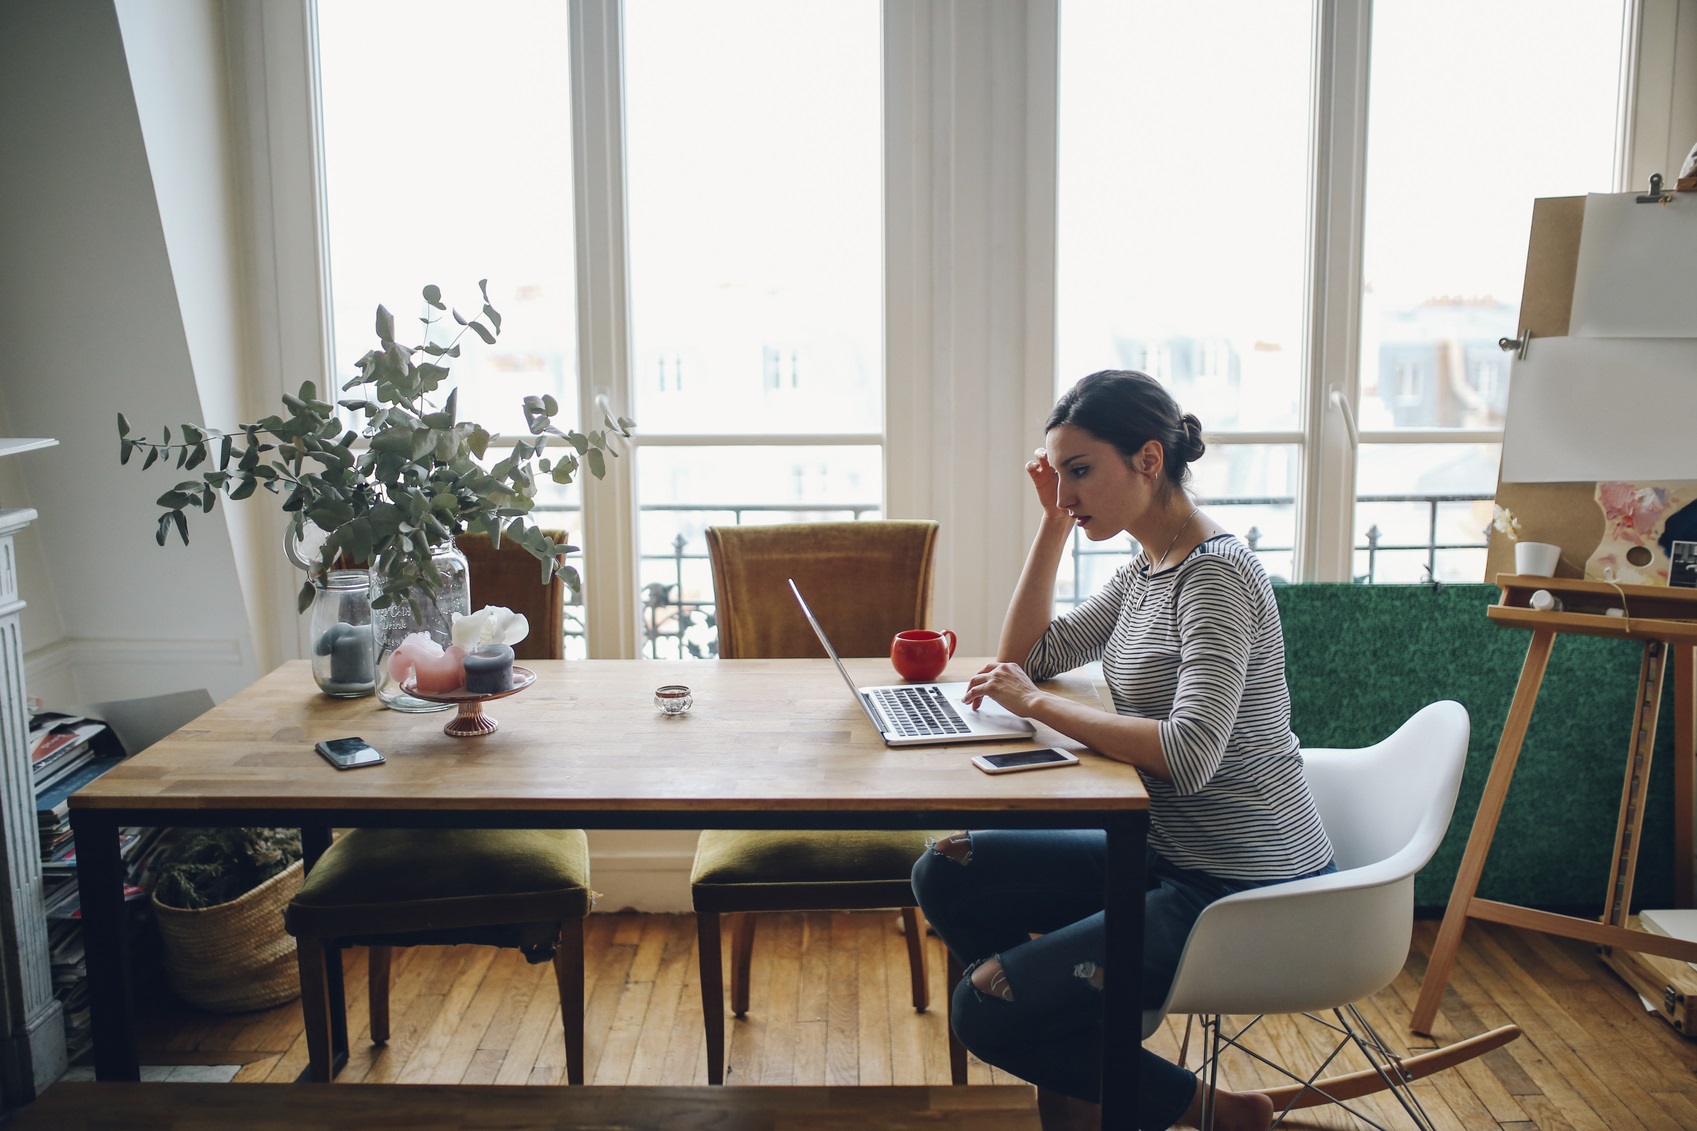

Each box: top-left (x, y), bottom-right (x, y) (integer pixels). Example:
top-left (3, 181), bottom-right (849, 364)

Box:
top-left (0, 0), bottom-right (259, 707)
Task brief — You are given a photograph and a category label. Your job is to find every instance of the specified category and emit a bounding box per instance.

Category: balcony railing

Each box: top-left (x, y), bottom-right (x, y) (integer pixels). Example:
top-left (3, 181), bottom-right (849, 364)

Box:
top-left (539, 491), bottom-right (1494, 658)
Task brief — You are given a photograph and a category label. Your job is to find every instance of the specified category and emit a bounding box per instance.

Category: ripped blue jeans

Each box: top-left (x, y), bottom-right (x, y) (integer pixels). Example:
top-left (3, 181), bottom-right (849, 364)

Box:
top-left (912, 829), bottom-right (1329, 1130)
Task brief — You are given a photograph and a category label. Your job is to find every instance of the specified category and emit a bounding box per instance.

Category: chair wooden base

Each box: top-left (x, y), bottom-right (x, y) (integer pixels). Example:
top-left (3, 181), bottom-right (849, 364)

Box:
top-left (1185, 1008), bottom-right (1520, 1128)
top-left (295, 925), bottom-right (585, 1085)
top-left (1255, 1023), bottom-right (1522, 1110)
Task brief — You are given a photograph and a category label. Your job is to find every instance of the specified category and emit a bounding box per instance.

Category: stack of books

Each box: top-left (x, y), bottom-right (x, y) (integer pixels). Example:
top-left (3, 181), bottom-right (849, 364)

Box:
top-left (27, 710), bottom-right (156, 1062)
top-left (35, 752), bottom-right (126, 867)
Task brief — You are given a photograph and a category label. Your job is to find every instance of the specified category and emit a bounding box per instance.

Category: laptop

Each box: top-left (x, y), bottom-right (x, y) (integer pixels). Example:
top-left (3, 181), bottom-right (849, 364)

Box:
top-left (789, 579), bottom-right (1037, 747)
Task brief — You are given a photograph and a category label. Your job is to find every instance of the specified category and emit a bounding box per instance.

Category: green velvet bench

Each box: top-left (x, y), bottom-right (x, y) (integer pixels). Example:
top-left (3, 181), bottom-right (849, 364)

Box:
top-left (1273, 582), bottom-right (1682, 913)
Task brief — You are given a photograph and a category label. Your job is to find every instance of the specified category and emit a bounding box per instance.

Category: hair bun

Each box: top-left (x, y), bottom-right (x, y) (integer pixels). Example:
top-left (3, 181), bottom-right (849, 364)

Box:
top-left (1177, 413), bottom-right (1206, 463)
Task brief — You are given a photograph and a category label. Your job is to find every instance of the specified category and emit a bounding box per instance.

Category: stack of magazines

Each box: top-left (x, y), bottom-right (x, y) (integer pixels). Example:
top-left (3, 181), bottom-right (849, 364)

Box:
top-left (27, 709), bottom-right (162, 1061)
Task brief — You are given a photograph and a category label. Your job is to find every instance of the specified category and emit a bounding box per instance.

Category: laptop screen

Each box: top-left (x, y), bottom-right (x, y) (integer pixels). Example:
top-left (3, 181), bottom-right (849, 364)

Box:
top-left (788, 579), bottom-right (884, 730)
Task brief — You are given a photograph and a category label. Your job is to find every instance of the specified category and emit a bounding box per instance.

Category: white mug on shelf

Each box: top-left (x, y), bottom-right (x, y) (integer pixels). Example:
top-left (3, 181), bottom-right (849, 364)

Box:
top-left (1514, 540), bottom-right (1561, 577)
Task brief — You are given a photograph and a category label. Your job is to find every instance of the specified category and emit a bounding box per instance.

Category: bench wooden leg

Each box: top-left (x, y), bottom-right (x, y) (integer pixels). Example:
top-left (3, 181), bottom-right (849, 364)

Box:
top-left (554, 921), bottom-right (586, 1085)
top-left (697, 910), bottom-right (727, 1085)
top-left (296, 940), bottom-right (335, 1083)
top-left (902, 907), bottom-right (930, 1012)
top-left (368, 945), bottom-right (392, 1045)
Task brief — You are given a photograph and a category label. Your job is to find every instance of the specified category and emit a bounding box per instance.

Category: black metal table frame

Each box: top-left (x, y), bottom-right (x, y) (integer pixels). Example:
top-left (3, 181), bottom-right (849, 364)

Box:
top-left (72, 805), bottom-right (1148, 1121)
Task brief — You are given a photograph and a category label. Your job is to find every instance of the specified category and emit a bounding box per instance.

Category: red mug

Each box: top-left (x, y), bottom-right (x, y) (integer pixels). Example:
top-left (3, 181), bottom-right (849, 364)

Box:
top-left (891, 629), bottom-right (958, 683)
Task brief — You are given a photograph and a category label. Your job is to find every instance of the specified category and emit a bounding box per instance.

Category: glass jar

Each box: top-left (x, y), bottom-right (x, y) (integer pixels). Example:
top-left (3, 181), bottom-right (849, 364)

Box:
top-left (371, 543), bottom-right (471, 713)
top-left (308, 570), bottom-right (375, 698)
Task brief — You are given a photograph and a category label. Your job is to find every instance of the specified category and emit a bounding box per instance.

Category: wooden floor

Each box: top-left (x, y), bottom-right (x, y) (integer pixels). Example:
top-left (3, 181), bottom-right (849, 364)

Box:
top-left (118, 911), bottom-right (1697, 1129)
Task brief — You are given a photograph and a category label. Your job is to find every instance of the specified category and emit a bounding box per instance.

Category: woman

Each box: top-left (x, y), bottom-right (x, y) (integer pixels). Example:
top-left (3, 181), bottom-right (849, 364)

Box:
top-left (911, 370), bottom-right (1334, 1131)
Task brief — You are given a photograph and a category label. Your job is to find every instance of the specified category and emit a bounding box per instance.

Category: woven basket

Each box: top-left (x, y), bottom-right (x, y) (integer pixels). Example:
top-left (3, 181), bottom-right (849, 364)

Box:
top-left (152, 857), bottom-right (304, 1013)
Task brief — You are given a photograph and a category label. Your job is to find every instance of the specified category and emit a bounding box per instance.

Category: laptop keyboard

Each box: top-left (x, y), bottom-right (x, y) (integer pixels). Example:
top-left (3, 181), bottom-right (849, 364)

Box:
top-left (869, 685), bottom-right (973, 738)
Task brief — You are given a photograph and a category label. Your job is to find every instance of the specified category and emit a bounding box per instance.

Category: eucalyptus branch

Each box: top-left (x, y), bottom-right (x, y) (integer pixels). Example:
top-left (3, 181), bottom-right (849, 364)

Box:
top-left (120, 281), bottom-right (635, 615)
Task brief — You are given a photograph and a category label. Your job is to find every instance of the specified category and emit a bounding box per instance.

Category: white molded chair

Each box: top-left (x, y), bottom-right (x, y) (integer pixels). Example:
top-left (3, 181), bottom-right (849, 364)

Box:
top-left (1143, 701), bottom-right (1521, 1129)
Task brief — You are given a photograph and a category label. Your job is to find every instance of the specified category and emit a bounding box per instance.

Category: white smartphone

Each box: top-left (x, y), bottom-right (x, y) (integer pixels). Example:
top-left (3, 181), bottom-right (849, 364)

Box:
top-left (315, 736), bottom-right (386, 770)
top-left (972, 748), bottom-right (1080, 775)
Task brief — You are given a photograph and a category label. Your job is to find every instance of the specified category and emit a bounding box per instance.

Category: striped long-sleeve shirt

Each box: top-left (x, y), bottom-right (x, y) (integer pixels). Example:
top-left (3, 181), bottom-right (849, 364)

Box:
top-left (1026, 534), bottom-right (1333, 881)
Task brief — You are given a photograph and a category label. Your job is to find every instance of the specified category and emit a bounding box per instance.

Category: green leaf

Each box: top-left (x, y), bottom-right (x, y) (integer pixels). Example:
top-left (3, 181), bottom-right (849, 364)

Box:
top-left (297, 580), bottom-right (316, 614)
top-left (155, 514), bottom-right (170, 547)
top-left (468, 322), bottom-right (496, 346)
top-left (171, 510), bottom-right (189, 545)
top-left (143, 447), bottom-right (159, 470)
top-left (228, 476), bottom-right (258, 501)
top-left (586, 447), bottom-right (605, 479)
top-left (218, 434), bottom-right (232, 469)
top-left (483, 303), bottom-right (503, 332)
top-left (120, 438), bottom-right (135, 465)
top-left (422, 284), bottom-right (443, 309)
top-left (542, 394), bottom-right (558, 416)
top-left (452, 307), bottom-right (470, 326)
top-left (375, 304), bottom-right (395, 343)
top-left (467, 427), bottom-right (491, 459)
top-left (117, 412), bottom-right (130, 438)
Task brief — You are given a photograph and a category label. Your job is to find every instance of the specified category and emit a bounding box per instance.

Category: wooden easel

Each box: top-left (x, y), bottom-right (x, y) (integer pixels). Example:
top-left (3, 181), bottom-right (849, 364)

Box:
top-left (1410, 574), bottom-right (1697, 1035)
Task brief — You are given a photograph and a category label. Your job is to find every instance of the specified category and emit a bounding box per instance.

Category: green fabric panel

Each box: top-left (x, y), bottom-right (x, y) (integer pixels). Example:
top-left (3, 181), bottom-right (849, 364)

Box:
top-left (1275, 583), bottom-right (1677, 914)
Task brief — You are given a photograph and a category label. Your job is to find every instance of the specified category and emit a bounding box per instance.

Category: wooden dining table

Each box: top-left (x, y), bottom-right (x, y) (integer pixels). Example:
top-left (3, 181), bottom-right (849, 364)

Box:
top-left (69, 658), bottom-right (1151, 1121)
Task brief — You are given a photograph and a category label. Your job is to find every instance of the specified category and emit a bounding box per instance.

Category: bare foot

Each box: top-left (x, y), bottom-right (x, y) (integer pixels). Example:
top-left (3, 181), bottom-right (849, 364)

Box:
top-left (1184, 1086), bottom-right (1273, 1131)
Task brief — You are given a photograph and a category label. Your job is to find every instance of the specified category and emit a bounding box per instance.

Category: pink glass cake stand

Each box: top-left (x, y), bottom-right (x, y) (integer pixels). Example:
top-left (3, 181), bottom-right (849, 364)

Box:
top-left (401, 665), bottom-right (537, 738)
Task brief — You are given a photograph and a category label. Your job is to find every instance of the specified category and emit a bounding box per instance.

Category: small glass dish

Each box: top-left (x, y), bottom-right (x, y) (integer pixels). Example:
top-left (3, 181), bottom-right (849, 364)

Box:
top-left (654, 684), bottom-right (693, 715)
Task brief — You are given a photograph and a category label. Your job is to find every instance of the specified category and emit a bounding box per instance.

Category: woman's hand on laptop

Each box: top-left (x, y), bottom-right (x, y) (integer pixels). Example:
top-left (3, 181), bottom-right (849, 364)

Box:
top-left (964, 661), bottom-right (1041, 715)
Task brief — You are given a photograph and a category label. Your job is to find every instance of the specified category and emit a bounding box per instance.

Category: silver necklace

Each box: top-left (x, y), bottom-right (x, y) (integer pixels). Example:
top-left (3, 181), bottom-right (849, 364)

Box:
top-left (1141, 505), bottom-right (1198, 608)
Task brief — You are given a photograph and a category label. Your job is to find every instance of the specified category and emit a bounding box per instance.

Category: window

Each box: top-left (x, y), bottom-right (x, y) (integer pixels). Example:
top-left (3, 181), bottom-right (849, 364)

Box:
top-left (1355, 0), bottom-right (1624, 583)
top-left (1055, 0), bottom-right (1315, 593)
top-left (316, 0), bottom-right (879, 658)
top-left (622, 0), bottom-right (882, 658)
top-left (1057, 0), bottom-right (1627, 591)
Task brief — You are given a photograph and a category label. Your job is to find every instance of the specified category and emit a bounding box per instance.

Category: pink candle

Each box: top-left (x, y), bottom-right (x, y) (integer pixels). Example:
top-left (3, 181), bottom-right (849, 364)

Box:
top-left (411, 646), bottom-right (466, 694)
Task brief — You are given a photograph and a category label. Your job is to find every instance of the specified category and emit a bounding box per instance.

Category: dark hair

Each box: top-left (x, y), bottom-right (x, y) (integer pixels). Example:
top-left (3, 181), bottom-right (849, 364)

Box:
top-left (1046, 370), bottom-right (1205, 491)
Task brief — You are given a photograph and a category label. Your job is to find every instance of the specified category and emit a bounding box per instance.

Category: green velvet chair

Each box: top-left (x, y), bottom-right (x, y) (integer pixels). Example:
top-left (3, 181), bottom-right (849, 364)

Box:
top-left (284, 828), bottom-right (592, 1083)
top-left (693, 520), bottom-right (966, 1085)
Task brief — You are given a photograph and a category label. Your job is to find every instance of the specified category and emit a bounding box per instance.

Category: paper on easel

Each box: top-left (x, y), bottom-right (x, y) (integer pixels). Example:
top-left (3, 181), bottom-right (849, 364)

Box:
top-left (1499, 336), bottom-right (1697, 483)
top-left (1570, 192), bottom-right (1697, 337)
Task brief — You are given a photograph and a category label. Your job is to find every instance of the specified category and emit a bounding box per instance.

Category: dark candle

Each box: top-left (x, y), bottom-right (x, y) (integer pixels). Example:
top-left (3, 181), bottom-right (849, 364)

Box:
top-left (317, 622), bottom-right (374, 688)
top-left (462, 644), bottom-right (515, 694)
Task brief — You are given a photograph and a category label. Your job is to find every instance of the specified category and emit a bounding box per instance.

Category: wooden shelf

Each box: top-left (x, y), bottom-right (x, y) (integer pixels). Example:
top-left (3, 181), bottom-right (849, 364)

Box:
top-left (1489, 573), bottom-right (1697, 644)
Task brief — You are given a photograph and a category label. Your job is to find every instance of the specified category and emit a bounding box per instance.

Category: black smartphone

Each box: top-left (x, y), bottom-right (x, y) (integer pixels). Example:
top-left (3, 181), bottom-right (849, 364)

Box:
top-left (971, 748), bottom-right (1080, 774)
top-left (314, 736), bottom-right (386, 770)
